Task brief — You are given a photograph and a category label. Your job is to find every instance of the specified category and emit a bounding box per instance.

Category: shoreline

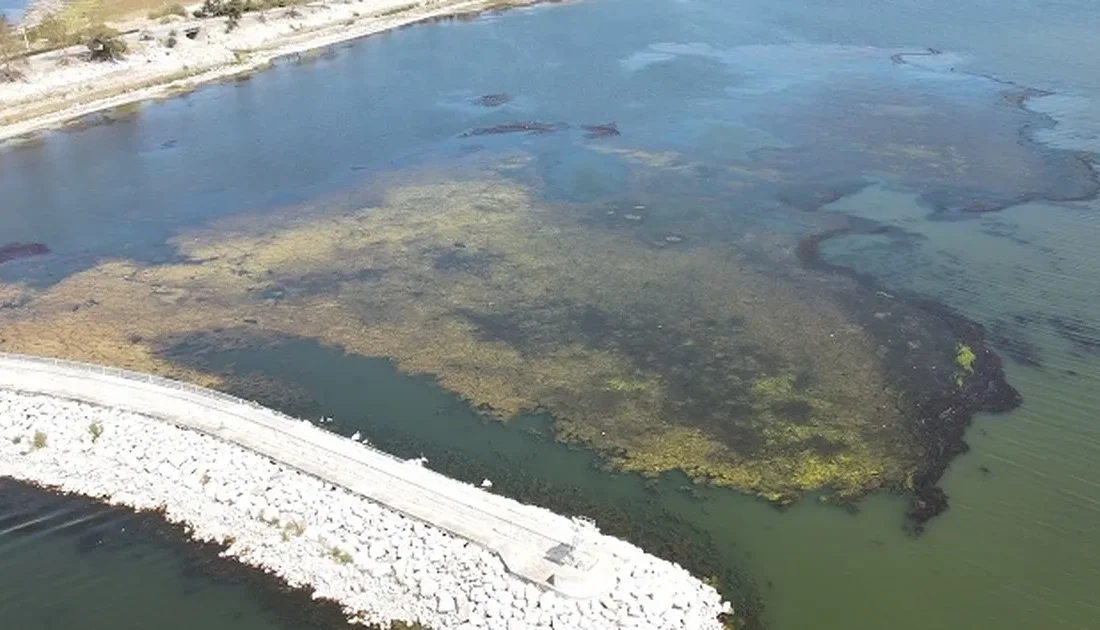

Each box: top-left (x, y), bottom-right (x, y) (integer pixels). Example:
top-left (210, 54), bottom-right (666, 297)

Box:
top-left (0, 354), bottom-right (732, 629)
top-left (0, 0), bottom-right (551, 143)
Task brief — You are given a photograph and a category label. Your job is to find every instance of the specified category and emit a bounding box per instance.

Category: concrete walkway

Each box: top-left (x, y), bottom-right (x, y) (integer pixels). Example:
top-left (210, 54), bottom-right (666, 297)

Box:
top-left (0, 352), bottom-right (616, 598)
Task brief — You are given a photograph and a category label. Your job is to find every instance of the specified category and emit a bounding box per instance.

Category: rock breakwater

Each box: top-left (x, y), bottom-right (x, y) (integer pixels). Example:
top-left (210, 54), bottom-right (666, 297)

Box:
top-left (0, 389), bottom-right (730, 629)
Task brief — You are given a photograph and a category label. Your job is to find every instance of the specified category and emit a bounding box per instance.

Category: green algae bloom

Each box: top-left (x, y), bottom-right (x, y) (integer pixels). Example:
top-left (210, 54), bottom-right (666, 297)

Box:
top-left (956, 344), bottom-right (976, 372)
top-left (954, 343), bottom-right (977, 387)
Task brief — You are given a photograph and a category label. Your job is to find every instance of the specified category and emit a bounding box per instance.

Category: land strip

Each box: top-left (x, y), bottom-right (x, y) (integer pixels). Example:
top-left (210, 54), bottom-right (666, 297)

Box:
top-left (0, 0), bottom-right (544, 142)
top-left (0, 350), bottom-right (621, 599)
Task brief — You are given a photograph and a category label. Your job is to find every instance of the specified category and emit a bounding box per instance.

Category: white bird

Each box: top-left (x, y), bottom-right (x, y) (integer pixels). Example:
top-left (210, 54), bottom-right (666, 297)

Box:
top-left (480, 478), bottom-right (493, 489)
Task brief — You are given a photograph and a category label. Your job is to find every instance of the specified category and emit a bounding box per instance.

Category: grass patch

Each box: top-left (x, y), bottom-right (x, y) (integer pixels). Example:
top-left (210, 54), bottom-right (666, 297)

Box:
top-left (88, 421), bottom-right (104, 441)
top-left (279, 520), bottom-right (306, 541)
top-left (375, 2), bottom-right (416, 18)
top-left (32, 430), bottom-right (47, 449)
top-left (148, 3), bottom-right (188, 19)
top-left (328, 546), bottom-right (353, 564)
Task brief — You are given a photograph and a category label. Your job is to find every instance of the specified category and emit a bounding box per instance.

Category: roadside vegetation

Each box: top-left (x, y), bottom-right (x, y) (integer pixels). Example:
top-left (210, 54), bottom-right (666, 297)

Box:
top-left (193, 0), bottom-right (314, 31)
top-left (0, 17), bottom-right (27, 81)
top-left (22, 0), bottom-right (128, 61)
top-left (147, 3), bottom-right (188, 19)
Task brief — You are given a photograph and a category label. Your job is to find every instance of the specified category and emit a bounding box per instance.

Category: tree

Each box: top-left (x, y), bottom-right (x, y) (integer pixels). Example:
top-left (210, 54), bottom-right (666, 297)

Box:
top-left (193, 0), bottom-right (245, 31)
top-left (33, 13), bottom-right (73, 47)
top-left (31, 0), bottom-right (107, 48)
top-left (0, 16), bottom-right (27, 82)
top-left (81, 25), bottom-right (127, 62)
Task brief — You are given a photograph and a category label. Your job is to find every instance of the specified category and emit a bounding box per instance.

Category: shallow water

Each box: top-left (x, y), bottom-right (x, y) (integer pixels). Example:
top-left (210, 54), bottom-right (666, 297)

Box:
top-left (2, 0), bottom-right (1100, 628)
top-left (0, 0), bottom-right (27, 20)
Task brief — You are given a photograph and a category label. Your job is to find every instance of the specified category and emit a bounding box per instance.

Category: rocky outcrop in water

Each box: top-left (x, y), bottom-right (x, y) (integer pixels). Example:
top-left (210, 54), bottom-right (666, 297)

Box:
top-left (0, 242), bottom-right (48, 265)
top-left (0, 389), bottom-right (731, 629)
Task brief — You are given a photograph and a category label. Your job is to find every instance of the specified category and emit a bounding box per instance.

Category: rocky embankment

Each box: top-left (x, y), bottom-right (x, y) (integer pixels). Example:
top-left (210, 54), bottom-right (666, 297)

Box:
top-left (0, 389), bottom-right (730, 629)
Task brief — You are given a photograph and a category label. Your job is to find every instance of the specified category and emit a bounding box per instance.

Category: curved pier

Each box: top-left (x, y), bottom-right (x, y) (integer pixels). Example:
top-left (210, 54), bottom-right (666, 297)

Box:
top-left (0, 352), bottom-right (613, 598)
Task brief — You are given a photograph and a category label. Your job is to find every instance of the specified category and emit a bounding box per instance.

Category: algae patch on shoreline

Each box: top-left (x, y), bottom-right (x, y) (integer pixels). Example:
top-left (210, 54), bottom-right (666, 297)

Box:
top-left (0, 164), bottom-right (1014, 523)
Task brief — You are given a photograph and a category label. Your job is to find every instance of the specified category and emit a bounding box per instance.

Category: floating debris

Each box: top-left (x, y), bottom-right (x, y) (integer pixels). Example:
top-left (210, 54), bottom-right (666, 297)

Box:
top-left (582, 122), bottom-right (621, 139)
top-left (461, 121), bottom-right (566, 137)
top-left (472, 93), bottom-right (513, 107)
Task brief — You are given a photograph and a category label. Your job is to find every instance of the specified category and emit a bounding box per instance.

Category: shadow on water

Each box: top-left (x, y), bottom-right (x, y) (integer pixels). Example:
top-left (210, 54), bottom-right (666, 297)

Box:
top-left (160, 331), bottom-right (767, 628)
top-left (0, 479), bottom-right (387, 630)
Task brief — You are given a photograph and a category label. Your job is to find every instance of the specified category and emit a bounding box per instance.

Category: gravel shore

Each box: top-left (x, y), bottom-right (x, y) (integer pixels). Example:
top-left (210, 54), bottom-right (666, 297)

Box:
top-left (0, 389), bottom-right (731, 629)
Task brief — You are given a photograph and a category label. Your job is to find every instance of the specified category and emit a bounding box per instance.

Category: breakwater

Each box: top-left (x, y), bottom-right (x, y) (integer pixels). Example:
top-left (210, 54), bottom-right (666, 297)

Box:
top-left (0, 353), bottom-right (730, 629)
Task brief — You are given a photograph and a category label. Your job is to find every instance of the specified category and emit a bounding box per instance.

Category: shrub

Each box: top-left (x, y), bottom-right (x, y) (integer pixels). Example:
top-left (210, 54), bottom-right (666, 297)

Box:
top-left (194, 0), bottom-right (242, 19)
top-left (87, 421), bottom-right (103, 442)
top-left (0, 65), bottom-right (23, 82)
top-left (32, 13), bottom-right (73, 47)
top-left (82, 25), bottom-right (127, 61)
top-left (328, 546), bottom-right (353, 564)
top-left (0, 16), bottom-right (25, 65)
top-left (279, 520), bottom-right (305, 541)
top-left (33, 0), bottom-right (106, 46)
top-left (32, 431), bottom-right (47, 449)
top-left (193, 0), bottom-right (246, 31)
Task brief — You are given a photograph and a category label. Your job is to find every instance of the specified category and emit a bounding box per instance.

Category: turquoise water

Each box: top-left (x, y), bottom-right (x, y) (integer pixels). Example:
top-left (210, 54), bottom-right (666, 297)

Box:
top-left (2, 0), bottom-right (1100, 628)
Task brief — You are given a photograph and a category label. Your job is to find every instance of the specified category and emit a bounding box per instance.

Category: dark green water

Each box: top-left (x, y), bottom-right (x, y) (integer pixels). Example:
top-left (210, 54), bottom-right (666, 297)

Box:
top-left (3, 0), bottom-right (1100, 628)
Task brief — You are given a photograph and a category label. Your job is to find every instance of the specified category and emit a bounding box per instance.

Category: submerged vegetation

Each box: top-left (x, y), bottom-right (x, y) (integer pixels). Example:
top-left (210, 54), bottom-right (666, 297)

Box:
top-left (0, 156), bottom-right (1018, 524)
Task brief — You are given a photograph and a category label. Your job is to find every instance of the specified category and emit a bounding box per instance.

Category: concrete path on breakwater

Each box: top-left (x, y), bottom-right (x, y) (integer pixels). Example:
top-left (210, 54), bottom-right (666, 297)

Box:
top-left (0, 352), bottom-right (616, 599)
